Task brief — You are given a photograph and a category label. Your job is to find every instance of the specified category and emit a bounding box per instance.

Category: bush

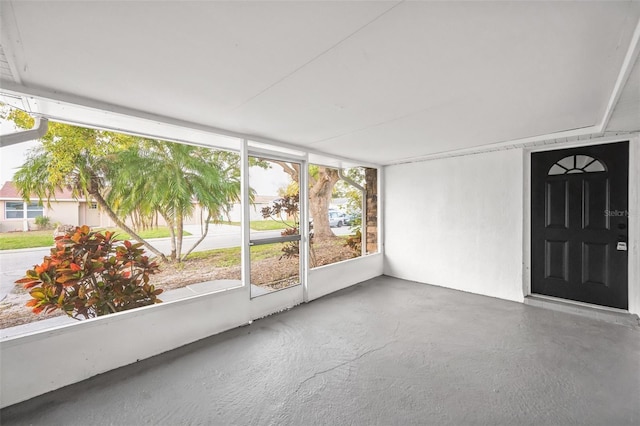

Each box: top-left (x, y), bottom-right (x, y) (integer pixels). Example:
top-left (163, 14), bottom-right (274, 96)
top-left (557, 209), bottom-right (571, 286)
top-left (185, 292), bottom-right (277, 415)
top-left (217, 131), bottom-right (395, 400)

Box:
top-left (34, 215), bottom-right (51, 229)
top-left (345, 229), bottom-right (362, 254)
top-left (16, 225), bottom-right (162, 319)
top-left (260, 194), bottom-right (317, 264)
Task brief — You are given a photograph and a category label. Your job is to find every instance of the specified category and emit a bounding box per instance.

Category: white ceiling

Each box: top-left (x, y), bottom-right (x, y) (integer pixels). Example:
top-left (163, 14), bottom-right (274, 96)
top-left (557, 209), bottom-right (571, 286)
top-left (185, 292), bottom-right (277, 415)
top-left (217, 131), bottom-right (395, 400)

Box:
top-left (1, 1), bottom-right (639, 165)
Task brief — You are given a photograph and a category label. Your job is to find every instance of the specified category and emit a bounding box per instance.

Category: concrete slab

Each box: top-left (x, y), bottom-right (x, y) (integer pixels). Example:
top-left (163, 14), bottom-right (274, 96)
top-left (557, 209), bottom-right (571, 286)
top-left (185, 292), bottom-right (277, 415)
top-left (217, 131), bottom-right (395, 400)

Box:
top-left (524, 294), bottom-right (640, 327)
top-left (2, 276), bottom-right (639, 425)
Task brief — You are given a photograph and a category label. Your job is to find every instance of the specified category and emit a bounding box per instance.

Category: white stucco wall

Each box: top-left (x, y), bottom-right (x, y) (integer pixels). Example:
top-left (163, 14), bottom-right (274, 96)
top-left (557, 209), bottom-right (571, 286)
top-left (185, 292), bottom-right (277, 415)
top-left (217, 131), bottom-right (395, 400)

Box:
top-left (0, 252), bottom-right (384, 408)
top-left (384, 149), bottom-right (525, 303)
top-left (385, 137), bottom-right (639, 315)
top-left (308, 253), bottom-right (384, 301)
top-left (47, 201), bottom-right (80, 227)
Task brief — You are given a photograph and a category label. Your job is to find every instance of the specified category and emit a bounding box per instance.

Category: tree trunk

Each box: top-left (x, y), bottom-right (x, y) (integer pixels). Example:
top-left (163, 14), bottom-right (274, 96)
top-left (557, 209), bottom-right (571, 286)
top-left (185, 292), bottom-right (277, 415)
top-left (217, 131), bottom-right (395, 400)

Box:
top-left (176, 214), bottom-right (184, 261)
top-left (164, 215), bottom-right (177, 262)
top-left (91, 191), bottom-right (168, 262)
top-left (309, 167), bottom-right (340, 240)
top-left (181, 211), bottom-right (212, 261)
top-left (270, 161), bottom-right (339, 242)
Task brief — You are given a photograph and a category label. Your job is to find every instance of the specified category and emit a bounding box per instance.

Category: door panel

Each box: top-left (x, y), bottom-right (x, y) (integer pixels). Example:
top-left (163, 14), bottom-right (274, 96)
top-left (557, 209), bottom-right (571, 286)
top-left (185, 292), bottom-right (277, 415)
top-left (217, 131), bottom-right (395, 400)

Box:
top-left (582, 242), bottom-right (608, 286)
top-left (531, 142), bottom-right (629, 309)
top-left (544, 240), bottom-right (569, 281)
top-left (248, 156), bottom-right (303, 299)
top-left (582, 177), bottom-right (609, 230)
top-left (545, 180), bottom-right (569, 228)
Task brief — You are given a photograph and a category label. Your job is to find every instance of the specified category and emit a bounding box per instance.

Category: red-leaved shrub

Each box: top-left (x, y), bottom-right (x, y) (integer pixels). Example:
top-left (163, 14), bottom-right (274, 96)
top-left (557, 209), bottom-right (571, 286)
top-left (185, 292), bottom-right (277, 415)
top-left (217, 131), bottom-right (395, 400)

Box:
top-left (16, 225), bottom-right (161, 319)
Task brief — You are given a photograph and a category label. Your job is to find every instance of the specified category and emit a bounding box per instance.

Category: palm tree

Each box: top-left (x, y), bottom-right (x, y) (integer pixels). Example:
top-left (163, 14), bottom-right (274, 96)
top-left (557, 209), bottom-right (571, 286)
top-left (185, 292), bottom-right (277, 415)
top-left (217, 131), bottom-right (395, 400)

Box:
top-left (12, 120), bottom-right (169, 262)
top-left (108, 140), bottom-right (241, 261)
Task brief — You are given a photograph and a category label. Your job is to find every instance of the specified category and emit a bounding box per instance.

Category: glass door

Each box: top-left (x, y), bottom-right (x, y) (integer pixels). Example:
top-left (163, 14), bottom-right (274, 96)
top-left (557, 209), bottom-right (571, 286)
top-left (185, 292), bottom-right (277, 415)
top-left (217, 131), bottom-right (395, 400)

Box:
top-left (247, 155), bottom-right (305, 298)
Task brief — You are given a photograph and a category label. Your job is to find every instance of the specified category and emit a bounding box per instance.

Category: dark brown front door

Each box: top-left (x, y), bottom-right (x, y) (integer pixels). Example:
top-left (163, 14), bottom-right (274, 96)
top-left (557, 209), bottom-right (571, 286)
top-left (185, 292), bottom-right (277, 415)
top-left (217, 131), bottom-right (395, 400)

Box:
top-left (531, 142), bottom-right (629, 309)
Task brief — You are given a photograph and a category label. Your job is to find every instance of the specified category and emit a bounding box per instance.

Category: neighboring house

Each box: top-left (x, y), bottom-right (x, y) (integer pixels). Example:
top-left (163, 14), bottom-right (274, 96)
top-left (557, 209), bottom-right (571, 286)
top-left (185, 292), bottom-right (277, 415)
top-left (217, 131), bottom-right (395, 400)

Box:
top-left (0, 181), bottom-right (104, 232)
top-left (0, 181), bottom-right (226, 232)
top-left (227, 195), bottom-right (286, 222)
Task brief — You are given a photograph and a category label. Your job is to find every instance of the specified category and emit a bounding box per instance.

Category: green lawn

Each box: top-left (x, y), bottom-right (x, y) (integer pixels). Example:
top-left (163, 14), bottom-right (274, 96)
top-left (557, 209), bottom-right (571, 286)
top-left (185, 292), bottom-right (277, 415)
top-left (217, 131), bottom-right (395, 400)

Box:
top-left (0, 230), bottom-right (54, 250)
top-left (0, 226), bottom-right (191, 250)
top-left (96, 227), bottom-right (191, 240)
top-left (224, 220), bottom-right (296, 231)
top-left (185, 243), bottom-right (285, 264)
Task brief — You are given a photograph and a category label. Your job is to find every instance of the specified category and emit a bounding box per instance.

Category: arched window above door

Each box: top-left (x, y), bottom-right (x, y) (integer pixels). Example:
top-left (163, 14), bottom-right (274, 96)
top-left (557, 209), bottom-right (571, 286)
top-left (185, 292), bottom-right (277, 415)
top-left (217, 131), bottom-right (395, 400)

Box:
top-left (548, 155), bottom-right (606, 175)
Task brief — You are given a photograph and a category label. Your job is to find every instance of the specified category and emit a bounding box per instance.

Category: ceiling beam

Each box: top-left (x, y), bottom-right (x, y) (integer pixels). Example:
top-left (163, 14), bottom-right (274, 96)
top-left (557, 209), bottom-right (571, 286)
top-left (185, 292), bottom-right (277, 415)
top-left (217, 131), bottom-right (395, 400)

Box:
top-left (599, 16), bottom-right (640, 132)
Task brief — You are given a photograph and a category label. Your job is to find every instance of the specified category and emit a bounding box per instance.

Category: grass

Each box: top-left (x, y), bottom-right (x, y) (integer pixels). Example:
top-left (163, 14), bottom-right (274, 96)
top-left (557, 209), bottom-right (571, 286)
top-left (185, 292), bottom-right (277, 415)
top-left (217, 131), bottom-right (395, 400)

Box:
top-left (97, 227), bottom-right (191, 240)
top-left (223, 220), bottom-right (296, 231)
top-left (0, 226), bottom-right (191, 250)
top-left (0, 230), bottom-right (54, 250)
top-left (185, 243), bottom-right (286, 265)
top-left (184, 237), bottom-right (354, 265)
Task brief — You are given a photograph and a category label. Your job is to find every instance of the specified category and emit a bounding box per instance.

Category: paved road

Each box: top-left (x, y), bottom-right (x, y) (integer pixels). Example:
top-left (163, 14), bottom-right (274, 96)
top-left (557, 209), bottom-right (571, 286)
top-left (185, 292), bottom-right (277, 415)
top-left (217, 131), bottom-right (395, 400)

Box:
top-left (0, 224), bottom-right (352, 301)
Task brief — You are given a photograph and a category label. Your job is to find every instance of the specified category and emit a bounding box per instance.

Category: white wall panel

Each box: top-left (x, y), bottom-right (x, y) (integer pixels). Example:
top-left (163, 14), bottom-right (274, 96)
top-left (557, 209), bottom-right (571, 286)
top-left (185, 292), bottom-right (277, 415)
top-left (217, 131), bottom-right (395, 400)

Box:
top-left (0, 287), bottom-right (249, 408)
top-left (1, 253), bottom-right (384, 408)
top-left (308, 254), bottom-right (384, 301)
top-left (384, 149), bottom-right (524, 302)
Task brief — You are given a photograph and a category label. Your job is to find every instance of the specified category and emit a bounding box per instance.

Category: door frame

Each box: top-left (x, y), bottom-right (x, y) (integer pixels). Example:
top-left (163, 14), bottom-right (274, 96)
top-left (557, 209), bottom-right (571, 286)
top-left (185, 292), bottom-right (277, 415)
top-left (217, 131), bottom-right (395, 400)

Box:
top-left (241, 139), bottom-right (310, 314)
top-left (523, 134), bottom-right (640, 313)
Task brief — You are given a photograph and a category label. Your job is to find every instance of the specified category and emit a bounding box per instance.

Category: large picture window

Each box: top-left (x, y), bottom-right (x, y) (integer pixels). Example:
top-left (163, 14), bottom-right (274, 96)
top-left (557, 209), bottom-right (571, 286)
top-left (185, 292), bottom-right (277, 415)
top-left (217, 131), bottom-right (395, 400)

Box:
top-left (308, 165), bottom-right (378, 269)
top-left (1, 123), bottom-right (242, 333)
top-left (4, 201), bottom-right (43, 219)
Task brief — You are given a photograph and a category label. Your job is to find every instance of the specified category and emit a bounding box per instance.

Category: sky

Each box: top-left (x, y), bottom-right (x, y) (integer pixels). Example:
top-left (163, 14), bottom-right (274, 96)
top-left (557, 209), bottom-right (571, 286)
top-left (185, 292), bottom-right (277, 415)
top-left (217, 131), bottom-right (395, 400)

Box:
top-left (249, 165), bottom-right (291, 196)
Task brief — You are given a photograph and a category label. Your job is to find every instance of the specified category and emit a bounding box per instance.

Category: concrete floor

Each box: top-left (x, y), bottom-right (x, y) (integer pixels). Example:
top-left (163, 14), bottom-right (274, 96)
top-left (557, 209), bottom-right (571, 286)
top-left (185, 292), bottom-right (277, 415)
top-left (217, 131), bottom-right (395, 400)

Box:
top-left (2, 276), bottom-right (639, 425)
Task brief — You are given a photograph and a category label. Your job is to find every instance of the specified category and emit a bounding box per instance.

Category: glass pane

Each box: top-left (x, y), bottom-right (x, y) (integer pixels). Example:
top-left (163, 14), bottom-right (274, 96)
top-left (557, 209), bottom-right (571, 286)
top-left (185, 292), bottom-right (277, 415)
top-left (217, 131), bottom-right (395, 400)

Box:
top-left (26, 202), bottom-right (42, 210)
top-left (308, 165), bottom-right (378, 271)
top-left (1, 120), bottom-right (243, 334)
top-left (5, 202), bottom-right (23, 211)
top-left (5, 202), bottom-right (23, 219)
top-left (566, 169), bottom-right (583, 174)
top-left (5, 210), bottom-right (23, 219)
top-left (26, 202), bottom-right (43, 218)
top-left (548, 164), bottom-right (565, 175)
top-left (309, 165), bottom-right (361, 268)
top-left (557, 156), bottom-right (574, 170)
top-left (575, 155), bottom-right (594, 169)
top-left (584, 161), bottom-right (605, 173)
top-left (364, 167), bottom-right (378, 254)
top-left (249, 158), bottom-right (302, 297)
top-left (250, 242), bottom-right (300, 294)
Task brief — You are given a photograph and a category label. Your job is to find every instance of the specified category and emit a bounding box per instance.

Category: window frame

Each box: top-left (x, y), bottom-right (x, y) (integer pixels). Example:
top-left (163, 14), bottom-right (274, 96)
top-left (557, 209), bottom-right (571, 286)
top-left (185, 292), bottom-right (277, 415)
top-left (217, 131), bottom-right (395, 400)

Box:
top-left (4, 201), bottom-right (25, 219)
top-left (4, 201), bottom-right (43, 220)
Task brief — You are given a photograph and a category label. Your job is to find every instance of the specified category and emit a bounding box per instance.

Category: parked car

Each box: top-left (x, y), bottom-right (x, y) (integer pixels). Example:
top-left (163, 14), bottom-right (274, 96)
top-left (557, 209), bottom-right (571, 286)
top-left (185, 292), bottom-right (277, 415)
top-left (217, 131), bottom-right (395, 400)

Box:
top-left (328, 210), bottom-right (348, 227)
